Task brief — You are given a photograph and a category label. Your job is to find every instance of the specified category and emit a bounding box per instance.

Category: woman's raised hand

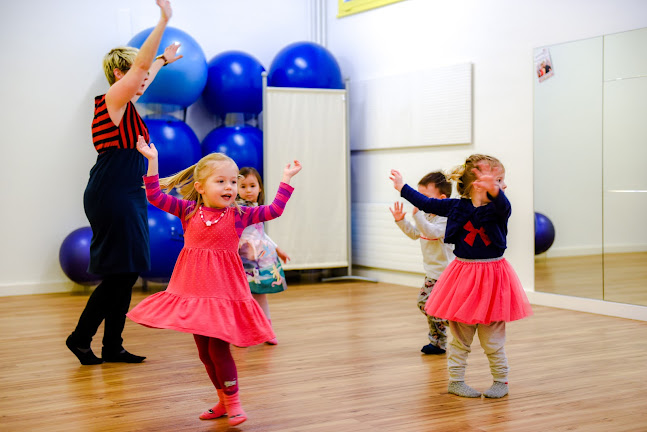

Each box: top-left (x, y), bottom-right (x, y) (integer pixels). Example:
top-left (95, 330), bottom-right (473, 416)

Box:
top-left (157, 0), bottom-right (172, 22)
top-left (162, 42), bottom-right (183, 65)
top-left (136, 135), bottom-right (158, 161)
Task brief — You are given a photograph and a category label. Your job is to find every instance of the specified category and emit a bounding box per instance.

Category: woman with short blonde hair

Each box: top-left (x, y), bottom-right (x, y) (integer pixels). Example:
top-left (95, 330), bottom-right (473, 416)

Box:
top-left (66, 0), bottom-right (183, 366)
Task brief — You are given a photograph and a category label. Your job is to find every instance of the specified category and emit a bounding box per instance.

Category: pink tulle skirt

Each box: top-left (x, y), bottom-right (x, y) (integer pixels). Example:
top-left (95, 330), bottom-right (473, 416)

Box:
top-left (424, 257), bottom-right (532, 325)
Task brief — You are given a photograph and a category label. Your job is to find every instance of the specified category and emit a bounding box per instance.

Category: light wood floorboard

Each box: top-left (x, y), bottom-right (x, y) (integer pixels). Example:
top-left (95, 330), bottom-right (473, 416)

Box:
top-left (1, 281), bottom-right (646, 431)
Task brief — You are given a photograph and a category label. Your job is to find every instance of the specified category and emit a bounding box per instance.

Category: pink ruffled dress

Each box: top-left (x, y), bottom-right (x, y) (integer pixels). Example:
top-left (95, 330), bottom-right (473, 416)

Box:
top-left (127, 175), bottom-right (294, 346)
top-left (400, 184), bottom-right (532, 325)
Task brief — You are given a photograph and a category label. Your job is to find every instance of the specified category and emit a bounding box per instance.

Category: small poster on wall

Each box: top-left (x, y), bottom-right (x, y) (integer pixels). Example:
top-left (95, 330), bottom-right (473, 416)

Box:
top-left (338, 0), bottom-right (406, 18)
top-left (535, 48), bottom-right (554, 83)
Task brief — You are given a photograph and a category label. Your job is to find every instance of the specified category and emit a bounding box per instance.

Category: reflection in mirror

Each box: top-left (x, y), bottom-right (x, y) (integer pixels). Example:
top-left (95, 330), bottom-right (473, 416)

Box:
top-left (601, 27), bottom-right (647, 306)
top-left (534, 36), bottom-right (604, 300)
top-left (534, 27), bottom-right (647, 306)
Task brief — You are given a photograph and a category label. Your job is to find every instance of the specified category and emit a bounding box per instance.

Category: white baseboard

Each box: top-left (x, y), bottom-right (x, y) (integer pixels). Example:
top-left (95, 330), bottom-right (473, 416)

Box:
top-left (0, 280), bottom-right (148, 297)
top-left (545, 243), bottom-right (647, 258)
top-left (0, 280), bottom-right (80, 297)
top-left (353, 266), bottom-right (424, 288)
top-left (526, 291), bottom-right (647, 322)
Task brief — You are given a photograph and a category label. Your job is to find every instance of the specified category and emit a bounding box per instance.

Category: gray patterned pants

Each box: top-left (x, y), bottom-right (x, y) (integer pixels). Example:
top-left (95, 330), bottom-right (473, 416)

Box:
top-left (417, 277), bottom-right (448, 350)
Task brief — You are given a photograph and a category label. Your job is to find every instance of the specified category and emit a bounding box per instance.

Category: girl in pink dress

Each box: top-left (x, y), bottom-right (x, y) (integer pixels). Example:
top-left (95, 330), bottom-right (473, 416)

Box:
top-left (128, 135), bottom-right (301, 426)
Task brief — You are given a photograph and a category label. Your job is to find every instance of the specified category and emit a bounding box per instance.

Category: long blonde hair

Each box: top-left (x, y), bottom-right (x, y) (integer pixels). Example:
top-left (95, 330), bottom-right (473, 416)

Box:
top-left (158, 153), bottom-right (242, 220)
top-left (448, 154), bottom-right (504, 199)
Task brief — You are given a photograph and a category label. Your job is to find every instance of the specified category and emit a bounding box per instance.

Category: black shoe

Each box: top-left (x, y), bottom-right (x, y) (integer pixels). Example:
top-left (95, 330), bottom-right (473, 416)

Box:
top-left (66, 335), bottom-right (103, 365)
top-left (421, 343), bottom-right (446, 355)
top-left (102, 348), bottom-right (146, 363)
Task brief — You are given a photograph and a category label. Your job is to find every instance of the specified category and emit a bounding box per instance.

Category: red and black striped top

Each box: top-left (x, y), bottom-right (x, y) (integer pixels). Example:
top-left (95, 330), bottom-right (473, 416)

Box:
top-left (91, 95), bottom-right (149, 153)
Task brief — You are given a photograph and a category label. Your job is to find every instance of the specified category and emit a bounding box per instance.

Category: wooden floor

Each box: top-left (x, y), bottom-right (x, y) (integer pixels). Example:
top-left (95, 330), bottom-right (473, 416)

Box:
top-left (535, 252), bottom-right (647, 306)
top-left (1, 281), bottom-right (647, 431)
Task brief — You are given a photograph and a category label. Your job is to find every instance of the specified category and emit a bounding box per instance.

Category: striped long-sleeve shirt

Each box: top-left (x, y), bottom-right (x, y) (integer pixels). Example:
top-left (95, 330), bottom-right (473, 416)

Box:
top-left (143, 175), bottom-right (294, 236)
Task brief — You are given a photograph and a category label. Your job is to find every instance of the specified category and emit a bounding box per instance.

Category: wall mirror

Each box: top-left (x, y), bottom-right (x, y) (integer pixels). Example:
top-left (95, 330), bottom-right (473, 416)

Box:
top-left (533, 27), bottom-right (647, 307)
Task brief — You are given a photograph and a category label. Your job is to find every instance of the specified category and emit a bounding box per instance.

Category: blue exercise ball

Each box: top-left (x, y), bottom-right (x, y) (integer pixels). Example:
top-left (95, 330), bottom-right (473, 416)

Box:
top-left (535, 212), bottom-right (556, 255)
top-left (142, 204), bottom-right (184, 282)
top-left (203, 51), bottom-right (265, 116)
top-left (128, 26), bottom-right (208, 107)
top-left (268, 41), bottom-right (343, 89)
top-left (144, 117), bottom-right (201, 177)
top-left (59, 227), bottom-right (101, 285)
top-left (201, 126), bottom-right (263, 177)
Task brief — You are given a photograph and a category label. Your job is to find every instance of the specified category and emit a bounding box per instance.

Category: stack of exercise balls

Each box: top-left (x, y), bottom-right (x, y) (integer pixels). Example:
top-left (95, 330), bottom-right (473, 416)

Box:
top-left (201, 51), bottom-right (266, 176)
top-left (60, 38), bottom-right (345, 285)
top-left (58, 27), bottom-right (207, 286)
top-left (129, 26), bottom-right (208, 282)
top-left (267, 41), bottom-right (344, 90)
top-left (128, 26), bottom-right (208, 107)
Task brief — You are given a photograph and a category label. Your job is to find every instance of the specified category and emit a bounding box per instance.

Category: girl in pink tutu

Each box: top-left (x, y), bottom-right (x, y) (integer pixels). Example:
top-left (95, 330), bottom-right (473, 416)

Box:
top-left (128, 135), bottom-right (301, 426)
top-left (390, 154), bottom-right (532, 399)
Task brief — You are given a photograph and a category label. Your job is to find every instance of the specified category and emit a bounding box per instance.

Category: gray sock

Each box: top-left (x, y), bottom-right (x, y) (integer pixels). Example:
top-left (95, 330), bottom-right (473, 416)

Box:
top-left (483, 382), bottom-right (509, 398)
top-left (448, 381), bottom-right (482, 398)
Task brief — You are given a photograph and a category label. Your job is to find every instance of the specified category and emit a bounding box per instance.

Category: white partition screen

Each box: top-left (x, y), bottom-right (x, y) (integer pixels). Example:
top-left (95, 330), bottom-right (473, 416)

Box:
top-left (263, 86), bottom-right (349, 270)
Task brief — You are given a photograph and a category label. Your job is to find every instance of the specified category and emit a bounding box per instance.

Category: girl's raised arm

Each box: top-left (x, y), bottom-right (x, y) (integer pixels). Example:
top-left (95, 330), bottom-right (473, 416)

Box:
top-left (137, 135), bottom-right (191, 218)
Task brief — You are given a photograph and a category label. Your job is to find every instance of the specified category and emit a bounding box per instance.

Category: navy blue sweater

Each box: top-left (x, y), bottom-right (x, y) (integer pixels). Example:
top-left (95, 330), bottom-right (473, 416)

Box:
top-left (400, 184), bottom-right (511, 259)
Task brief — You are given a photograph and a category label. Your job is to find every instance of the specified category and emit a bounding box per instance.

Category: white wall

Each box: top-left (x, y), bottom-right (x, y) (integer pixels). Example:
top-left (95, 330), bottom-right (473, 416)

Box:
top-left (325, 0), bottom-right (647, 304)
top-left (0, 0), bottom-right (311, 295)
top-left (2, 0), bottom-right (647, 317)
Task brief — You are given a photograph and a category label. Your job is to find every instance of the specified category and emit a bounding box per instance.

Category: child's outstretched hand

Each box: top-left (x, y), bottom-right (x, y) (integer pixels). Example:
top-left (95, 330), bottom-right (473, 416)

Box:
top-left (472, 162), bottom-right (503, 197)
top-left (389, 169), bottom-right (404, 192)
top-left (389, 202), bottom-right (406, 222)
top-left (281, 160), bottom-right (302, 184)
top-left (276, 247), bottom-right (291, 264)
top-left (136, 135), bottom-right (157, 160)
top-left (137, 135), bottom-right (159, 176)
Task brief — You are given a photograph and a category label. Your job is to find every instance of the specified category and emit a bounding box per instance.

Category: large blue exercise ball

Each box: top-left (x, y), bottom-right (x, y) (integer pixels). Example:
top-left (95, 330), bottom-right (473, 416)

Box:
top-left (144, 117), bottom-right (201, 177)
top-left (203, 51), bottom-right (265, 116)
top-left (59, 227), bottom-right (101, 285)
top-left (535, 212), bottom-right (556, 255)
top-left (268, 41), bottom-right (343, 89)
top-left (128, 26), bottom-right (208, 107)
top-left (201, 126), bottom-right (263, 176)
top-left (142, 204), bottom-right (184, 282)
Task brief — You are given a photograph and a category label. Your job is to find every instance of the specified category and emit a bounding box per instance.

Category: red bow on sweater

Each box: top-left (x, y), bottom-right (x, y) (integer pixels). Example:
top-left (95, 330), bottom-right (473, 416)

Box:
top-left (463, 221), bottom-right (491, 246)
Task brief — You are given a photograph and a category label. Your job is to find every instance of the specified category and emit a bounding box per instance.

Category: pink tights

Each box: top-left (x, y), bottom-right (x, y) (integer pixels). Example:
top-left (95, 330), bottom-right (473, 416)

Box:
top-left (193, 335), bottom-right (239, 395)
